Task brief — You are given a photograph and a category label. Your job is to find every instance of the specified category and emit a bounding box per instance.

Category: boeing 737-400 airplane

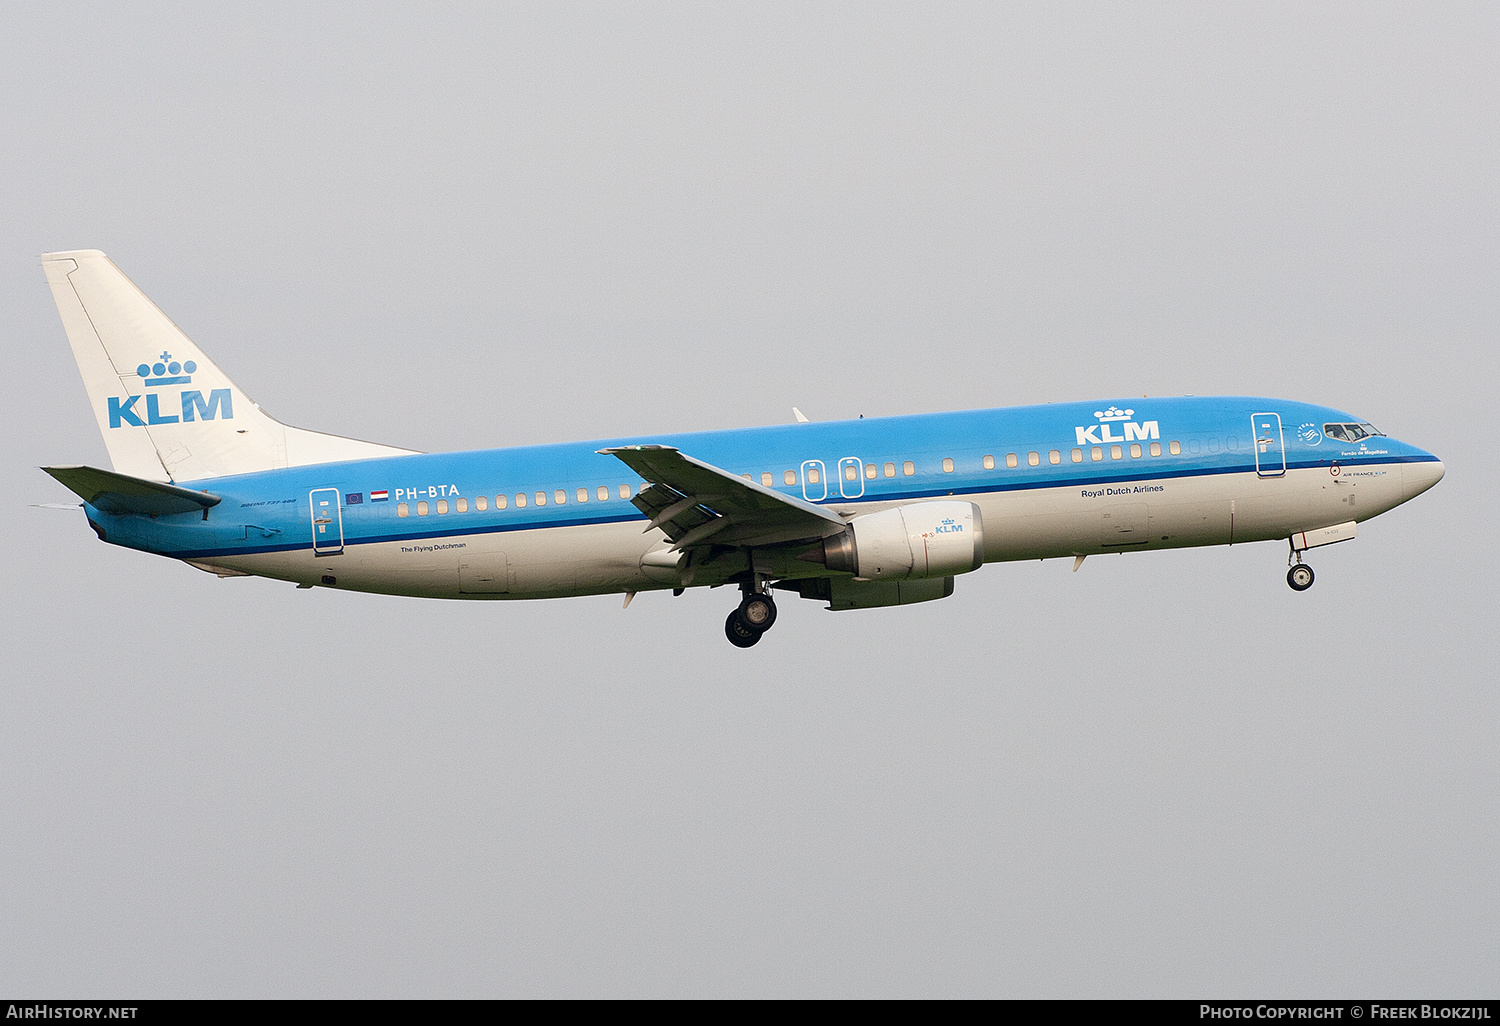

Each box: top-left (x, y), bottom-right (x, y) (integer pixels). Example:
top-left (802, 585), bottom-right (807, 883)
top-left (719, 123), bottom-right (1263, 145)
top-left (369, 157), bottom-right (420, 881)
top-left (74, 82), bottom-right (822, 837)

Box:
top-left (38, 250), bottom-right (1444, 646)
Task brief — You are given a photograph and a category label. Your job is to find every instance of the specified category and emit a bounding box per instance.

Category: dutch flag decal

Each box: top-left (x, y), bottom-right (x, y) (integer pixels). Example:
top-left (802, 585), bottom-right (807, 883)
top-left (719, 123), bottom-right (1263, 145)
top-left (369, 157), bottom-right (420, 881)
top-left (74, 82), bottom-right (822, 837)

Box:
top-left (370, 490), bottom-right (389, 502)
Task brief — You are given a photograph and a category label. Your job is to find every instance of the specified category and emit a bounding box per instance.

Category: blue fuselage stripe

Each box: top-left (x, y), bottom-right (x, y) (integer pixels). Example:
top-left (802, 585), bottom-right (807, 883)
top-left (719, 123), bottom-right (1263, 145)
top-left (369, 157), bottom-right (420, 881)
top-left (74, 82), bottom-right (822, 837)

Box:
top-left (88, 395), bottom-right (1438, 560)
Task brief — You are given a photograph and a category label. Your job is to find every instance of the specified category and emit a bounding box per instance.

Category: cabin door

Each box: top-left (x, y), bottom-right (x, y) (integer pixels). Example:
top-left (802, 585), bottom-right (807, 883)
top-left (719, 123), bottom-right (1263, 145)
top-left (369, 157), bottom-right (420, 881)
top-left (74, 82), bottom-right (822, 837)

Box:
top-left (309, 488), bottom-right (345, 555)
top-left (1252, 413), bottom-right (1286, 477)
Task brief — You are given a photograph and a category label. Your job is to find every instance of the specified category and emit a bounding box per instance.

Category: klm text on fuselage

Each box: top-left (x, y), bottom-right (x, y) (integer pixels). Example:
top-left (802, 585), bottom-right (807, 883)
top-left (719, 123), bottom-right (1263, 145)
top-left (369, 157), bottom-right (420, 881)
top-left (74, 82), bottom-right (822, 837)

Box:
top-left (1075, 420), bottom-right (1159, 446)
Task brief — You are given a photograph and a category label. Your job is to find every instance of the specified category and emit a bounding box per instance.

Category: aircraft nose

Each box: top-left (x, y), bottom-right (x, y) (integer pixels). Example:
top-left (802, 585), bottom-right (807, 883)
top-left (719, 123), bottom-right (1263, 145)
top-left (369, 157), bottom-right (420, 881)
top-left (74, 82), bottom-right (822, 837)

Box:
top-left (1403, 459), bottom-right (1445, 501)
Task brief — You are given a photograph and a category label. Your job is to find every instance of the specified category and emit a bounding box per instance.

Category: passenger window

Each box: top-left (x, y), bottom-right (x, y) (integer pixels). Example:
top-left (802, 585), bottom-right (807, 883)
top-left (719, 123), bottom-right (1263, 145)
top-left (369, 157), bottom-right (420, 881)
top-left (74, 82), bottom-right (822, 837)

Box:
top-left (1110, 445), bottom-right (1122, 460)
top-left (902, 461), bottom-right (915, 476)
top-left (436, 499), bottom-right (448, 514)
top-left (1130, 444), bottom-right (1141, 458)
top-left (1049, 450), bottom-right (1061, 465)
top-left (1208, 438), bottom-right (1220, 453)
top-left (619, 484), bottom-right (631, 498)
top-left (784, 470), bottom-right (796, 485)
top-left (397, 502), bottom-right (409, 518)
top-left (1006, 453), bottom-right (1018, 468)
top-left (1091, 446), bottom-right (1103, 462)
top-left (496, 494), bottom-right (507, 509)
top-left (475, 496), bottom-right (487, 511)
top-left (456, 497), bottom-right (467, 512)
top-left (741, 474), bottom-right (751, 481)
top-left (761, 472), bottom-right (773, 487)
top-left (515, 493), bottom-right (527, 507)
top-left (417, 501), bottom-right (429, 516)
top-left (536, 492), bottom-right (547, 506)
top-left (1169, 441), bottom-right (1181, 455)
top-left (1027, 452), bottom-right (1040, 466)
top-left (865, 463), bottom-right (877, 479)
top-left (1150, 442), bottom-right (1161, 457)
top-left (598, 486), bottom-right (609, 501)
top-left (1227, 436), bottom-right (1238, 451)
top-left (577, 488), bottom-right (588, 503)
top-left (1071, 448), bottom-right (1083, 463)
top-left (942, 458), bottom-right (954, 473)
top-left (983, 455), bottom-right (995, 470)
top-left (1189, 440), bottom-right (1201, 454)
top-left (555, 489), bottom-right (566, 504)
top-left (845, 464), bottom-right (858, 481)
top-left (884, 463), bottom-right (896, 478)
top-left (807, 468), bottom-right (820, 484)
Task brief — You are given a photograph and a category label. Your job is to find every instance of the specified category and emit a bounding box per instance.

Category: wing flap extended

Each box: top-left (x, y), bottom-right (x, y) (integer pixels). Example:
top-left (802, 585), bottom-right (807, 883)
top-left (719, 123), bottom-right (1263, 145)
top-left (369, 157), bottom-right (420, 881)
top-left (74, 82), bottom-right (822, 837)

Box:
top-left (42, 465), bottom-right (222, 516)
top-left (599, 444), bottom-right (844, 550)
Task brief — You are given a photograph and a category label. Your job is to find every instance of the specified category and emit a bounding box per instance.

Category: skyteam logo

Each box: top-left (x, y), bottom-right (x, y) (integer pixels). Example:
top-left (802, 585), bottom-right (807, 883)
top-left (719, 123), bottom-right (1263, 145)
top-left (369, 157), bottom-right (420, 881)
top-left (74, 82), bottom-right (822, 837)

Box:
top-left (1075, 406), bottom-right (1159, 446)
top-left (108, 351), bottom-right (232, 428)
top-left (935, 517), bottom-right (964, 534)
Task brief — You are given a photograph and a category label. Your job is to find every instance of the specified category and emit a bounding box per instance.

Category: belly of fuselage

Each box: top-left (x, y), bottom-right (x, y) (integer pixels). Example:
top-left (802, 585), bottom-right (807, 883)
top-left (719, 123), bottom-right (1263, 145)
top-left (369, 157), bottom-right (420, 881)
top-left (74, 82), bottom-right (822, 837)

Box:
top-left (189, 461), bottom-right (1410, 597)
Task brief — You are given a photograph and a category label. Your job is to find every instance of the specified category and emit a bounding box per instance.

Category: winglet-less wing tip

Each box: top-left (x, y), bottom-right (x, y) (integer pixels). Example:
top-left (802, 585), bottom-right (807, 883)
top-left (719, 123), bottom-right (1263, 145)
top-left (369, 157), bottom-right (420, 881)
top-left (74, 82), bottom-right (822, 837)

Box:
top-left (597, 444), bottom-right (678, 455)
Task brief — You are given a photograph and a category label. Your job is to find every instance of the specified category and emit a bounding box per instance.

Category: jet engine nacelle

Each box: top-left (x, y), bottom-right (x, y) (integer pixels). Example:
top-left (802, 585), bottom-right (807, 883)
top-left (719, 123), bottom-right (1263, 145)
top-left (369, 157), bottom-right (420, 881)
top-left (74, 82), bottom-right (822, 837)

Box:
top-left (820, 500), bottom-right (984, 580)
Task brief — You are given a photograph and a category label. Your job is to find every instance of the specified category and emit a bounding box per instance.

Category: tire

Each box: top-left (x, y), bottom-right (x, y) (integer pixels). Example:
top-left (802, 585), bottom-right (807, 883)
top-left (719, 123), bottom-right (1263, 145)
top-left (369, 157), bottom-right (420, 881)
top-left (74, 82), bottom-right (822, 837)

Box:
top-left (1287, 564), bottom-right (1315, 591)
top-left (738, 593), bottom-right (777, 632)
top-left (725, 610), bottom-right (762, 647)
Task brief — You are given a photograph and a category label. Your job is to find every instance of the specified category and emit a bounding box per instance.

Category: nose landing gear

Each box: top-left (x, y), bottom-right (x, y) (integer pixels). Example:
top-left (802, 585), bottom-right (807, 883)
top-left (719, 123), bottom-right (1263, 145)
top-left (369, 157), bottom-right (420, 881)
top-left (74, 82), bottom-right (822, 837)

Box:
top-left (724, 584), bottom-right (778, 648)
top-left (1286, 538), bottom-right (1316, 591)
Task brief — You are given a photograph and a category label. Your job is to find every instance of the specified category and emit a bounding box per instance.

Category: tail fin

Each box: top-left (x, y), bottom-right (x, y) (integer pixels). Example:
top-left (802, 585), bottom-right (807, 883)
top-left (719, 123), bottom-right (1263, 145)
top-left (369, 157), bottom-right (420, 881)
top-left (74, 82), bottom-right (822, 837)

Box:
top-left (41, 250), bottom-right (418, 482)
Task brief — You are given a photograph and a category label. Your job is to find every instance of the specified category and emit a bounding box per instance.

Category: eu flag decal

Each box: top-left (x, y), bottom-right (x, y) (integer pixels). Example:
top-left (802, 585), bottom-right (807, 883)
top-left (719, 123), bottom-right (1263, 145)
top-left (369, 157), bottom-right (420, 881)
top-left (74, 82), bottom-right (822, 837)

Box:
top-left (345, 492), bottom-right (363, 505)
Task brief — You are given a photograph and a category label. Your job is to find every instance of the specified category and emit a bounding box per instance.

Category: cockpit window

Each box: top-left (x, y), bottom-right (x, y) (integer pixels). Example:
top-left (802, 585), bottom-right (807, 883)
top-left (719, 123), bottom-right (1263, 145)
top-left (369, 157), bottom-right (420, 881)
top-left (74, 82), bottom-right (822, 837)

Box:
top-left (1324, 422), bottom-right (1385, 443)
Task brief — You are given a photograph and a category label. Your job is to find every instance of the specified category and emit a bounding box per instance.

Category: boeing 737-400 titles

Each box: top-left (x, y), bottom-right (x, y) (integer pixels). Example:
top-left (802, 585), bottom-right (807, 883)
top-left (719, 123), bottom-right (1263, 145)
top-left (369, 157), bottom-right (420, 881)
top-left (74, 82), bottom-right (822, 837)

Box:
top-left (38, 251), bottom-right (1444, 646)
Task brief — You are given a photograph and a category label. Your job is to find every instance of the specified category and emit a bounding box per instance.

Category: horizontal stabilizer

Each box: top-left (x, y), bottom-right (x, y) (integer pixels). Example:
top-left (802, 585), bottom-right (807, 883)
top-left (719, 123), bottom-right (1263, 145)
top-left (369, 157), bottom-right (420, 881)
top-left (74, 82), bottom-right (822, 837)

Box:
top-left (42, 465), bottom-right (222, 516)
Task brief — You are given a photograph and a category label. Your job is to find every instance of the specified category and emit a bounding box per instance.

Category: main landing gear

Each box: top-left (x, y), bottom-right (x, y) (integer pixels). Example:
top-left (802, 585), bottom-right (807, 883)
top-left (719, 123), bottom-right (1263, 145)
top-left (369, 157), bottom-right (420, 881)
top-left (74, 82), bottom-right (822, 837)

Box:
top-left (724, 585), bottom-right (778, 648)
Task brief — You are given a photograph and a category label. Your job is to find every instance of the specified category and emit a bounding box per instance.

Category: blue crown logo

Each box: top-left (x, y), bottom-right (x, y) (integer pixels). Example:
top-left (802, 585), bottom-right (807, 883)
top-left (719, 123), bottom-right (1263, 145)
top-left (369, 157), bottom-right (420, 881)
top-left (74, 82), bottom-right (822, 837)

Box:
top-left (1094, 406), bottom-right (1134, 422)
top-left (136, 351), bottom-right (197, 387)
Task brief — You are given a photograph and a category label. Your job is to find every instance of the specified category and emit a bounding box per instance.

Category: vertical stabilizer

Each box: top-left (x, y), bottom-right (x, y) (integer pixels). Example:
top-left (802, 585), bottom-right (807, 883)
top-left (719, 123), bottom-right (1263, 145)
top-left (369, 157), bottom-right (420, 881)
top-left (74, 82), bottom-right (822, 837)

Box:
top-left (41, 251), bottom-right (417, 482)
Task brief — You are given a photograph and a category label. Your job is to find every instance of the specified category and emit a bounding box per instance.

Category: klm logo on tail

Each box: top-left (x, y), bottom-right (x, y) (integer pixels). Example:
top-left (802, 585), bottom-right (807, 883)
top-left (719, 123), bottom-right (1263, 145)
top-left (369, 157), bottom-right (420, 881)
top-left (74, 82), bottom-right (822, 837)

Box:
top-left (107, 351), bottom-right (232, 428)
top-left (1075, 406), bottom-right (1158, 446)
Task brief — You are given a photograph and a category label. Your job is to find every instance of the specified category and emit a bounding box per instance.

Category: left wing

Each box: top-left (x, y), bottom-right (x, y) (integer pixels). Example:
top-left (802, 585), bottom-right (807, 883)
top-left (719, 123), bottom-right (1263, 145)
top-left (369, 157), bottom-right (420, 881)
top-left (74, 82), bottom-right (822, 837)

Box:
top-left (598, 445), bottom-right (846, 550)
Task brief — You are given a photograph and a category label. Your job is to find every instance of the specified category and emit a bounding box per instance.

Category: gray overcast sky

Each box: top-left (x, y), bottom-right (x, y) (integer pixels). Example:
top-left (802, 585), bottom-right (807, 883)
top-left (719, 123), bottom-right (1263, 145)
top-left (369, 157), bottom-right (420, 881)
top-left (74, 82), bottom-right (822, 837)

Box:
top-left (2, 2), bottom-right (1496, 997)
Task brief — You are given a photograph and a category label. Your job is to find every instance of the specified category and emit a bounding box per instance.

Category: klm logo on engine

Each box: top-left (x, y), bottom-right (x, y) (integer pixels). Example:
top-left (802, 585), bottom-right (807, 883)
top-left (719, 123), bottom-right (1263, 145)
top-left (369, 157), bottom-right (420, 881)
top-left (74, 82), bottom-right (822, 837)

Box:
top-left (1075, 406), bottom-right (1158, 446)
top-left (107, 351), bottom-right (232, 428)
top-left (935, 517), bottom-right (964, 534)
